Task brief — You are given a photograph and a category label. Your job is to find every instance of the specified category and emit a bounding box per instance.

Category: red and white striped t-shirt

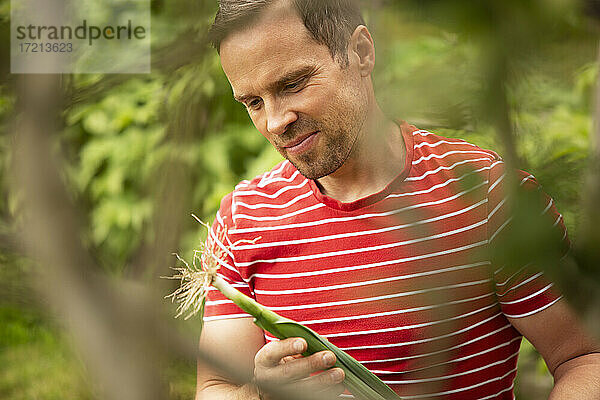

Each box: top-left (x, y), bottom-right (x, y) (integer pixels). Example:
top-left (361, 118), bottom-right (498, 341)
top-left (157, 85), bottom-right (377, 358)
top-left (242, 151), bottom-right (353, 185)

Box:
top-left (204, 122), bottom-right (569, 399)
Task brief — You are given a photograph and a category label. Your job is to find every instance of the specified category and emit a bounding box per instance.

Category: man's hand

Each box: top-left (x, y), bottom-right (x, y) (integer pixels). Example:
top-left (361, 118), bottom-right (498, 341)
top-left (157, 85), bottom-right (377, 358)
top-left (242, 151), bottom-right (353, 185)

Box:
top-left (254, 337), bottom-right (346, 399)
top-left (197, 319), bottom-right (345, 400)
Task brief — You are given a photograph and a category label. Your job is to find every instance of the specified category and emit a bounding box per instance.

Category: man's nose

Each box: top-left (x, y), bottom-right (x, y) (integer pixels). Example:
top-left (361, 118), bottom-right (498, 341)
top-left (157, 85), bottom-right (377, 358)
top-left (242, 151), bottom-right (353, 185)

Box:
top-left (265, 100), bottom-right (297, 136)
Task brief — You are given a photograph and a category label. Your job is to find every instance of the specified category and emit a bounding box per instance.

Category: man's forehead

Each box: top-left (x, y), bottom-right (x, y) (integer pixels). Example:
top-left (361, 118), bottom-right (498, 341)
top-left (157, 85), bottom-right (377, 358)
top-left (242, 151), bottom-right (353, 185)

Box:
top-left (221, 42), bottom-right (319, 87)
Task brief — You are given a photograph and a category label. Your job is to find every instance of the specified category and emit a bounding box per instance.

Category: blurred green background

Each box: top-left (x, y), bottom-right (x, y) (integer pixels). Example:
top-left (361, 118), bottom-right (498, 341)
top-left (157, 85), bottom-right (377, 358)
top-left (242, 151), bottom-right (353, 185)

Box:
top-left (0, 0), bottom-right (598, 399)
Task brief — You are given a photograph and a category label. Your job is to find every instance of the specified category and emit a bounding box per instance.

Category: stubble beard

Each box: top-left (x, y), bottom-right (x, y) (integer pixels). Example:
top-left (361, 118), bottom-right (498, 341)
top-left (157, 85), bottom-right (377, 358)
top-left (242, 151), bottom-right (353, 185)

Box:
top-left (277, 114), bottom-right (359, 180)
top-left (292, 130), bottom-right (350, 179)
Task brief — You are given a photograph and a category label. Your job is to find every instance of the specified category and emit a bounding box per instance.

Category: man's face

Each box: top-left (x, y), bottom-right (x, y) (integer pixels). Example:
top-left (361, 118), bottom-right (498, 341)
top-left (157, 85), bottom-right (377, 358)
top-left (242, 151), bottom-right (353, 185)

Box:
top-left (219, 3), bottom-right (368, 180)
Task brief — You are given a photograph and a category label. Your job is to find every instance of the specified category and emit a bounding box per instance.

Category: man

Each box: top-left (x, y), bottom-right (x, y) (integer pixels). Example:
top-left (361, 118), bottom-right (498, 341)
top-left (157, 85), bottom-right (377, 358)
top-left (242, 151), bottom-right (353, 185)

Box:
top-left (196, 0), bottom-right (600, 399)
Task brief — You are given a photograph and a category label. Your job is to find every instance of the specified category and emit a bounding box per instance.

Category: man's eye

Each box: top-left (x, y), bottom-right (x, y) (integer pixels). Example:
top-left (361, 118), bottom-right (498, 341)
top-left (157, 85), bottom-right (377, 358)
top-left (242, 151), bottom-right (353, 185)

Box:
top-left (284, 78), bottom-right (306, 91)
top-left (246, 99), bottom-right (262, 110)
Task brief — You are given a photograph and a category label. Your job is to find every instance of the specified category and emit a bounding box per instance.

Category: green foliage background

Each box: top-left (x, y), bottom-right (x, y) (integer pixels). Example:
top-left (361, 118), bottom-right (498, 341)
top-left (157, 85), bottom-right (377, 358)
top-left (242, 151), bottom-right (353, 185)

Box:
top-left (0, 0), bottom-right (598, 399)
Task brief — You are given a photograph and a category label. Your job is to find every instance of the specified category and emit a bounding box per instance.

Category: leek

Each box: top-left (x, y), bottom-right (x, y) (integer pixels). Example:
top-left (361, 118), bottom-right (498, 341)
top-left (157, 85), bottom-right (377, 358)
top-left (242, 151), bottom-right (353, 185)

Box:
top-left (165, 219), bottom-right (401, 400)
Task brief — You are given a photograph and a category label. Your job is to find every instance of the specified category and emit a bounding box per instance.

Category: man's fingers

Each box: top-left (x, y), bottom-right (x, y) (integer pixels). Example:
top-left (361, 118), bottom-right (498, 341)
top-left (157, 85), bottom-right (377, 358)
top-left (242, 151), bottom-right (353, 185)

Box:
top-left (255, 338), bottom-right (307, 367)
top-left (280, 355), bottom-right (300, 364)
top-left (257, 350), bottom-right (338, 383)
top-left (288, 368), bottom-right (346, 398)
top-left (254, 339), bottom-right (343, 398)
top-left (259, 367), bottom-right (346, 400)
top-left (302, 367), bottom-right (345, 388)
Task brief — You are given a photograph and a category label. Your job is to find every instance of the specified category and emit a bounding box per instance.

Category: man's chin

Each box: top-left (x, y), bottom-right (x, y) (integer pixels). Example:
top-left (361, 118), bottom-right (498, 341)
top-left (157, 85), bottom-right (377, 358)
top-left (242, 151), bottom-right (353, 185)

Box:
top-left (287, 158), bottom-right (343, 181)
top-left (287, 159), bottom-right (322, 180)
top-left (298, 170), bottom-right (328, 180)
top-left (292, 167), bottom-right (322, 180)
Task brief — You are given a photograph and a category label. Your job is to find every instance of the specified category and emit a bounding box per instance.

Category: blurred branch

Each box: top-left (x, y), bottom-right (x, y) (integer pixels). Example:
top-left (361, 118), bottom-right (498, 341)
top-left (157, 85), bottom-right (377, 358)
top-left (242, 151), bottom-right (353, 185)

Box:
top-left (484, 49), bottom-right (523, 172)
top-left (67, 29), bottom-right (208, 107)
top-left (151, 30), bottom-right (210, 72)
top-left (128, 34), bottom-right (214, 280)
top-left (579, 40), bottom-right (600, 263)
top-left (566, 40), bottom-right (600, 337)
top-left (585, 0), bottom-right (600, 20)
top-left (0, 231), bottom-right (22, 254)
top-left (445, 1), bottom-right (600, 336)
top-left (13, 73), bottom-right (167, 400)
top-left (128, 86), bottom-right (200, 281)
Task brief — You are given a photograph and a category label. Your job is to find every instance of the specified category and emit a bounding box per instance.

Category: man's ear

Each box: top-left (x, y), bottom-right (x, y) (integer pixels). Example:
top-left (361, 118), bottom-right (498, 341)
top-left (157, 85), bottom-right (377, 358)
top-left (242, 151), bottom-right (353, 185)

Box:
top-left (350, 25), bottom-right (375, 76)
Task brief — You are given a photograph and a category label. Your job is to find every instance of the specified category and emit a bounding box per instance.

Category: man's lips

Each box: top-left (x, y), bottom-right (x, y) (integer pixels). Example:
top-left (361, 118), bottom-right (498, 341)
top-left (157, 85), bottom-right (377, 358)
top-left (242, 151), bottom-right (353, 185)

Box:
top-left (282, 131), bottom-right (319, 154)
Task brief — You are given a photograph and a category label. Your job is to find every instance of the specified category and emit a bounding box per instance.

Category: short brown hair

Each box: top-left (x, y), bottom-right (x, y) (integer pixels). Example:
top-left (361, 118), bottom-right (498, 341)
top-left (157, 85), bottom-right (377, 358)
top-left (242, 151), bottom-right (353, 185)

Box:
top-left (209, 0), bottom-right (365, 66)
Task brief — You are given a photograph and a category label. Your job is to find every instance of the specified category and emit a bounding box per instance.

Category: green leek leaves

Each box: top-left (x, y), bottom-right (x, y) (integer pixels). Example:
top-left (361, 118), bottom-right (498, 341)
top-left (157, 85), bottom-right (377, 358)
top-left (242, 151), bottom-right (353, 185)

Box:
top-left (212, 276), bottom-right (401, 400)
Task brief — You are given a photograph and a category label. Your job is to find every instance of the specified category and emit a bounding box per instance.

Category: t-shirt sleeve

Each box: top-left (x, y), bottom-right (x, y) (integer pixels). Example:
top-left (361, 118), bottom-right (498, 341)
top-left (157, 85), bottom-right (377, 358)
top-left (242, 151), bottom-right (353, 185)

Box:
top-left (203, 193), bottom-right (255, 322)
top-left (487, 160), bottom-right (570, 319)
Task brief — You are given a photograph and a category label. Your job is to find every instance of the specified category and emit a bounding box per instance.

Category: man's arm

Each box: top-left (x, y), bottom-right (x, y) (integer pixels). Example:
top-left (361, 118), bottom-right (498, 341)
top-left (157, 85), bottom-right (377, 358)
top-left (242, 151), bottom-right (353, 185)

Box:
top-left (508, 299), bottom-right (600, 399)
top-left (196, 318), bottom-right (265, 400)
top-left (196, 317), bottom-right (345, 400)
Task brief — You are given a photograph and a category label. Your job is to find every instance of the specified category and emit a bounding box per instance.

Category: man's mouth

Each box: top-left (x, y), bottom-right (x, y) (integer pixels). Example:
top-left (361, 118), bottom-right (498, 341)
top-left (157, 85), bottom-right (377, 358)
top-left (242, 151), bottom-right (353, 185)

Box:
top-left (282, 131), bottom-right (319, 155)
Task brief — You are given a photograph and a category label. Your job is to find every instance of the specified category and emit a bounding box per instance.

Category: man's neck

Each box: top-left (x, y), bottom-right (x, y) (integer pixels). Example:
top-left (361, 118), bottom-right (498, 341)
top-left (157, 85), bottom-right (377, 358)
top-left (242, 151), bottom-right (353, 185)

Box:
top-left (316, 108), bottom-right (406, 203)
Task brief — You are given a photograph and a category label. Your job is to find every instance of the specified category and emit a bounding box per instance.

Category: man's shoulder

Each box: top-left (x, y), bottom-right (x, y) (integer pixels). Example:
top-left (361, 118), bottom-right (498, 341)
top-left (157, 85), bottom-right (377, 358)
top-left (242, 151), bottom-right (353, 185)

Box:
top-left (216, 160), bottom-right (311, 221)
top-left (405, 125), bottom-right (507, 193)
top-left (409, 126), bottom-right (502, 165)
